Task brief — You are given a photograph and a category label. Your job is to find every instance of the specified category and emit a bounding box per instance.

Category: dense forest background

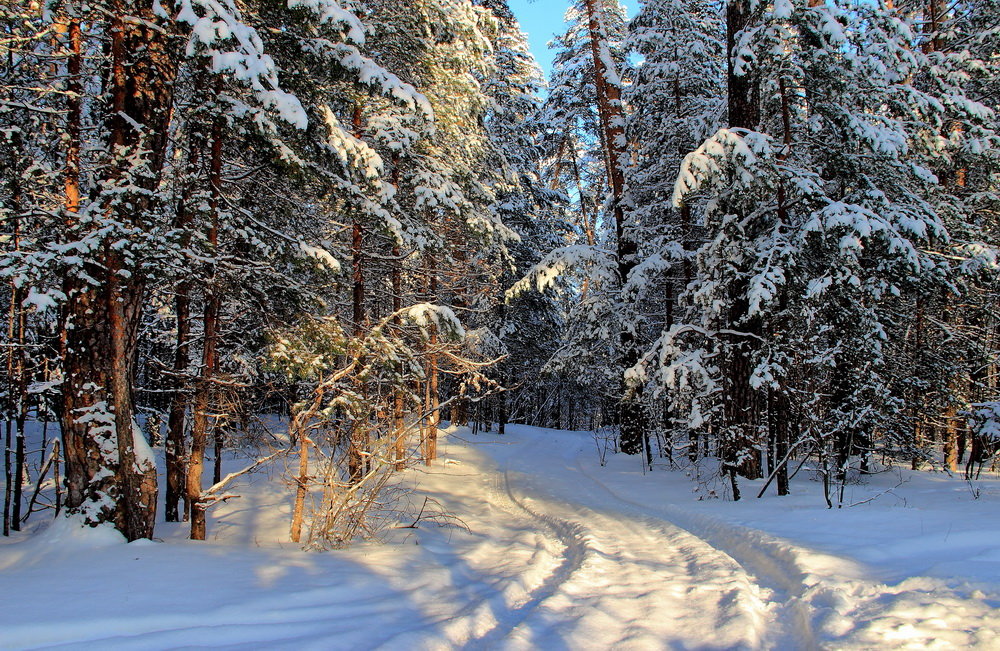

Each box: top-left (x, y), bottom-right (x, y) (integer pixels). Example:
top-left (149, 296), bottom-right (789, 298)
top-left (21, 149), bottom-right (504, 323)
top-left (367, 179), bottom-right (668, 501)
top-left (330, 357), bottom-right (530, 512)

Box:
top-left (1, 0), bottom-right (998, 544)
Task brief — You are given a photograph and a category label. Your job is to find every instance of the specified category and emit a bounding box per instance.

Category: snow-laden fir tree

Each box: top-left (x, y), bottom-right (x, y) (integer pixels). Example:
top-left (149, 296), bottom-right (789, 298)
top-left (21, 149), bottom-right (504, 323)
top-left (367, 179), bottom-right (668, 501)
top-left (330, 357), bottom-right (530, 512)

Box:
top-left (623, 0), bottom-right (726, 460)
top-left (633, 0), bottom-right (998, 499)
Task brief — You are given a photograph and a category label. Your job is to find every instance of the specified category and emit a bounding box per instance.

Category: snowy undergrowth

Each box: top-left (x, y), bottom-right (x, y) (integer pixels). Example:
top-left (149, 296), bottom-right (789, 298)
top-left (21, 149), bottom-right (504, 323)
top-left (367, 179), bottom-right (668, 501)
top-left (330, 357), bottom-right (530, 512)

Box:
top-left (1, 422), bottom-right (998, 649)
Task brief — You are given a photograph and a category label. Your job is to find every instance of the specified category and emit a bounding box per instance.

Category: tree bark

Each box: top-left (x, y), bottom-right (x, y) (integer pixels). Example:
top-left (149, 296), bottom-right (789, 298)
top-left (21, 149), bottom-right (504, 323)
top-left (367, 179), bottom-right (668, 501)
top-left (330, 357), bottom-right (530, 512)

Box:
top-left (581, 0), bottom-right (647, 455)
top-left (347, 104), bottom-right (368, 482)
top-left (4, 129), bottom-right (27, 533)
top-left (165, 127), bottom-right (205, 522)
top-left (721, 0), bottom-right (764, 489)
top-left (427, 269), bottom-right (440, 464)
top-left (63, 15), bottom-right (82, 215)
top-left (188, 115), bottom-right (224, 541)
top-left (61, 1), bottom-right (176, 539)
top-left (726, 0), bottom-right (760, 131)
top-left (389, 157), bottom-right (407, 471)
top-left (289, 416), bottom-right (310, 544)
top-left (3, 410), bottom-right (10, 537)
top-left (165, 279), bottom-right (191, 523)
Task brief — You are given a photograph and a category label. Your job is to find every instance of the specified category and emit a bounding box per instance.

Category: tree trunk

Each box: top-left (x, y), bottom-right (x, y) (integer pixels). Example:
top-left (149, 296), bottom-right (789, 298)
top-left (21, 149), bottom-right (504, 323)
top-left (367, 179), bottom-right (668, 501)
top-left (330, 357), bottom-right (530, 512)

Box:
top-left (166, 279), bottom-right (191, 523)
top-left (4, 128), bottom-right (27, 533)
top-left (347, 104), bottom-right (368, 482)
top-left (721, 0), bottom-right (764, 489)
top-left (943, 405), bottom-right (959, 472)
top-left (3, 420), bottom-right (10, 536)
top-left (63, 15), bottom-right (82, 215)
top-left (424, 336), bottom-right (440, 464)
top-left (390, 156), bottom-right (407, 471)
top-left (422, 258), bottom-right (440, 465)
top-left (772, 77), bottom-right (792, 496)
top-left (581, 0), bottom-right (647, 456)
top-left (61, 2), bottom-right (176, 539)
top-left (165, 127), bottom-right (205, 523)
top-left (213, 424), bottom-right (223, 485)
top-left (289, 416), bottom-right (310, 544)
top-left (726, 0), bottom-right (760, 131)
top-left (188, 116), bottom-right (225, 541)
top-left (922, 0), bottom-right (946, 54)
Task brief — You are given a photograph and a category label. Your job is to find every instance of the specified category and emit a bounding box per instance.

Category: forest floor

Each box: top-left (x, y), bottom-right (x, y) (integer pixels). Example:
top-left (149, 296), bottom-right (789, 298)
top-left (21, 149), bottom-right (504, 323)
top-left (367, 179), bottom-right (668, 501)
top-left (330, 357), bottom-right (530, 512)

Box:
top-left (1, 422), bottom-right (998, 649)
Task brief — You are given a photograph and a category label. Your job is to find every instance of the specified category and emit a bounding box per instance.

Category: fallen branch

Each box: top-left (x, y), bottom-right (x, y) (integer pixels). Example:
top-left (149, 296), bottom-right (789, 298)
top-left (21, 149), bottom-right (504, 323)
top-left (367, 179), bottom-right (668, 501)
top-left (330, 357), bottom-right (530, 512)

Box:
top-left (198, 449), bottom-right (288, 506)
top-left (21, 440), bottom-right (59, 524)
top-left (848, 474), bottom-right (908, 507)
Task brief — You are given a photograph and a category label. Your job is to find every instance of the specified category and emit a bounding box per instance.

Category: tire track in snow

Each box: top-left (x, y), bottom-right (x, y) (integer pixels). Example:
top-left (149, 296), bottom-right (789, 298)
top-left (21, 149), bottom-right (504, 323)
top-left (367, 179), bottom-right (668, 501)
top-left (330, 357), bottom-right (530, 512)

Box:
top-left (573, 455), bottom-right (1000, 648)
top-left (572, 456), bottom-right (820, 650)
top-left (473, 433), bottom-right (785, 649)
top-left (462, 466), bottom-right (590, 648)
top-left (365, 450), bottom-right (589, 650)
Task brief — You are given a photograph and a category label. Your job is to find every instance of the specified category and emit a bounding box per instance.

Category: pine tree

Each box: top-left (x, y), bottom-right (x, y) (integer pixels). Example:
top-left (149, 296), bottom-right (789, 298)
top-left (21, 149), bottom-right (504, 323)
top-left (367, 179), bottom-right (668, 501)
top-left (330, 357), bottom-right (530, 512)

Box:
top-left (624, 0), bottom-right (726, 461)
top-left (519, 0), bottom-right (652, 454)
top-left (643, 0), bottom-right (1000, 500)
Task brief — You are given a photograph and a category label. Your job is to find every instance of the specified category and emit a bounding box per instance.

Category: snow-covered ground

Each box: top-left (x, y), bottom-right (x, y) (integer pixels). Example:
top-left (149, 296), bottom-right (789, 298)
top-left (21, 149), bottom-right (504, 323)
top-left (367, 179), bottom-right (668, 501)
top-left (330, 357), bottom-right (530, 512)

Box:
top-left (1, 424), bottom-right (998, 649)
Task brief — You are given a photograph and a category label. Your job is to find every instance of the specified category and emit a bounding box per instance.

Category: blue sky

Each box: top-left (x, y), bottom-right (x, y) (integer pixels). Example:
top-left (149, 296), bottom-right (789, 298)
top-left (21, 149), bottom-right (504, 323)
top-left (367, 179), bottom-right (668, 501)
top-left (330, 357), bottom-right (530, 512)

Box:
top-left (508, 0), bottom-right (636, 78)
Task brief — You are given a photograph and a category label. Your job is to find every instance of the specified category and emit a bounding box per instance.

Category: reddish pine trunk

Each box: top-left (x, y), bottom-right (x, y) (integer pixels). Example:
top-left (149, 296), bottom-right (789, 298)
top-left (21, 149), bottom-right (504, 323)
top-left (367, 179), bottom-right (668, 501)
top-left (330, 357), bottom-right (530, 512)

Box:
top-left (581, 0), bottom-right (647, 455)
top-left (64, 17), bottom-right (82, 215)
top-left (61, 2), bottom-right (176, 540)
top-left (922, 0), bottom-right (945, 54)
top-left (347, 105), bottom-right (369, 482)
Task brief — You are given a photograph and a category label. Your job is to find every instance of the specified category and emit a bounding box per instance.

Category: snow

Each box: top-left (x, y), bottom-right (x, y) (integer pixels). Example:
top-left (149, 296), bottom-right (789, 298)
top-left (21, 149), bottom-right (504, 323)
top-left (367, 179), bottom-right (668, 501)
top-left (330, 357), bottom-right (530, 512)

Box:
top-left (297, 241), bottom-right (341, 272)
top-left (287, 0), bottom-right (366, 45)
top-left (131, 421), bottom-right (157, 474)
top-left (1, 423), bottom-right (998, 648)
top-left (178, 0), bottom-right (309, 129)
top-left (319, 105), bottom-right (384, 180)
top-left (405, 303), bottom-right (466, 341)
top-left (506, 245), bottom-right (617, 298)
top-left (673, 128), bottom-right (765, 208)
top-left (971, 402), bottom-right (1000, 443)
top-left (22, 288), bottom-right (59, 312)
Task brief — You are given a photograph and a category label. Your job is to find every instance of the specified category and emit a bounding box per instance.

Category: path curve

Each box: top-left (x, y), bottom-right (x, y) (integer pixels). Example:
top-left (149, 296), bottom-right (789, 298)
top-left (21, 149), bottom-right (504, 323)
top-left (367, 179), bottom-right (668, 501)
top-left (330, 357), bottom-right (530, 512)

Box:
top-left (461, 430), bottom-right (801, 650)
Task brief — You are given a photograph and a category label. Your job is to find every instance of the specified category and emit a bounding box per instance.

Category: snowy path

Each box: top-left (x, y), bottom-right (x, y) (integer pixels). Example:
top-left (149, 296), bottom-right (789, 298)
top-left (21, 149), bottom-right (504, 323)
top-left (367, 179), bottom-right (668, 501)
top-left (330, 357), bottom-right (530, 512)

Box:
top-left (1, 424), bottom-right (998, 649)
top-left (455, 428), bottom-right (809, 650)
top-left (455, 426), bottom-right (999, 649)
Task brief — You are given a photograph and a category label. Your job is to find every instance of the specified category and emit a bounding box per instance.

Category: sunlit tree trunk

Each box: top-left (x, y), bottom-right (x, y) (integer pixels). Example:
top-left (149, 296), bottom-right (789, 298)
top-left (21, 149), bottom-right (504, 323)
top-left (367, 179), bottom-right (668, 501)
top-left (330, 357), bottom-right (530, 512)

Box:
top-left (289, 410), bottom-right (311, 544)
top-left (61, 1), bottom-right (176, 540)
top-left (581, 0), bottom-right (646, 456)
